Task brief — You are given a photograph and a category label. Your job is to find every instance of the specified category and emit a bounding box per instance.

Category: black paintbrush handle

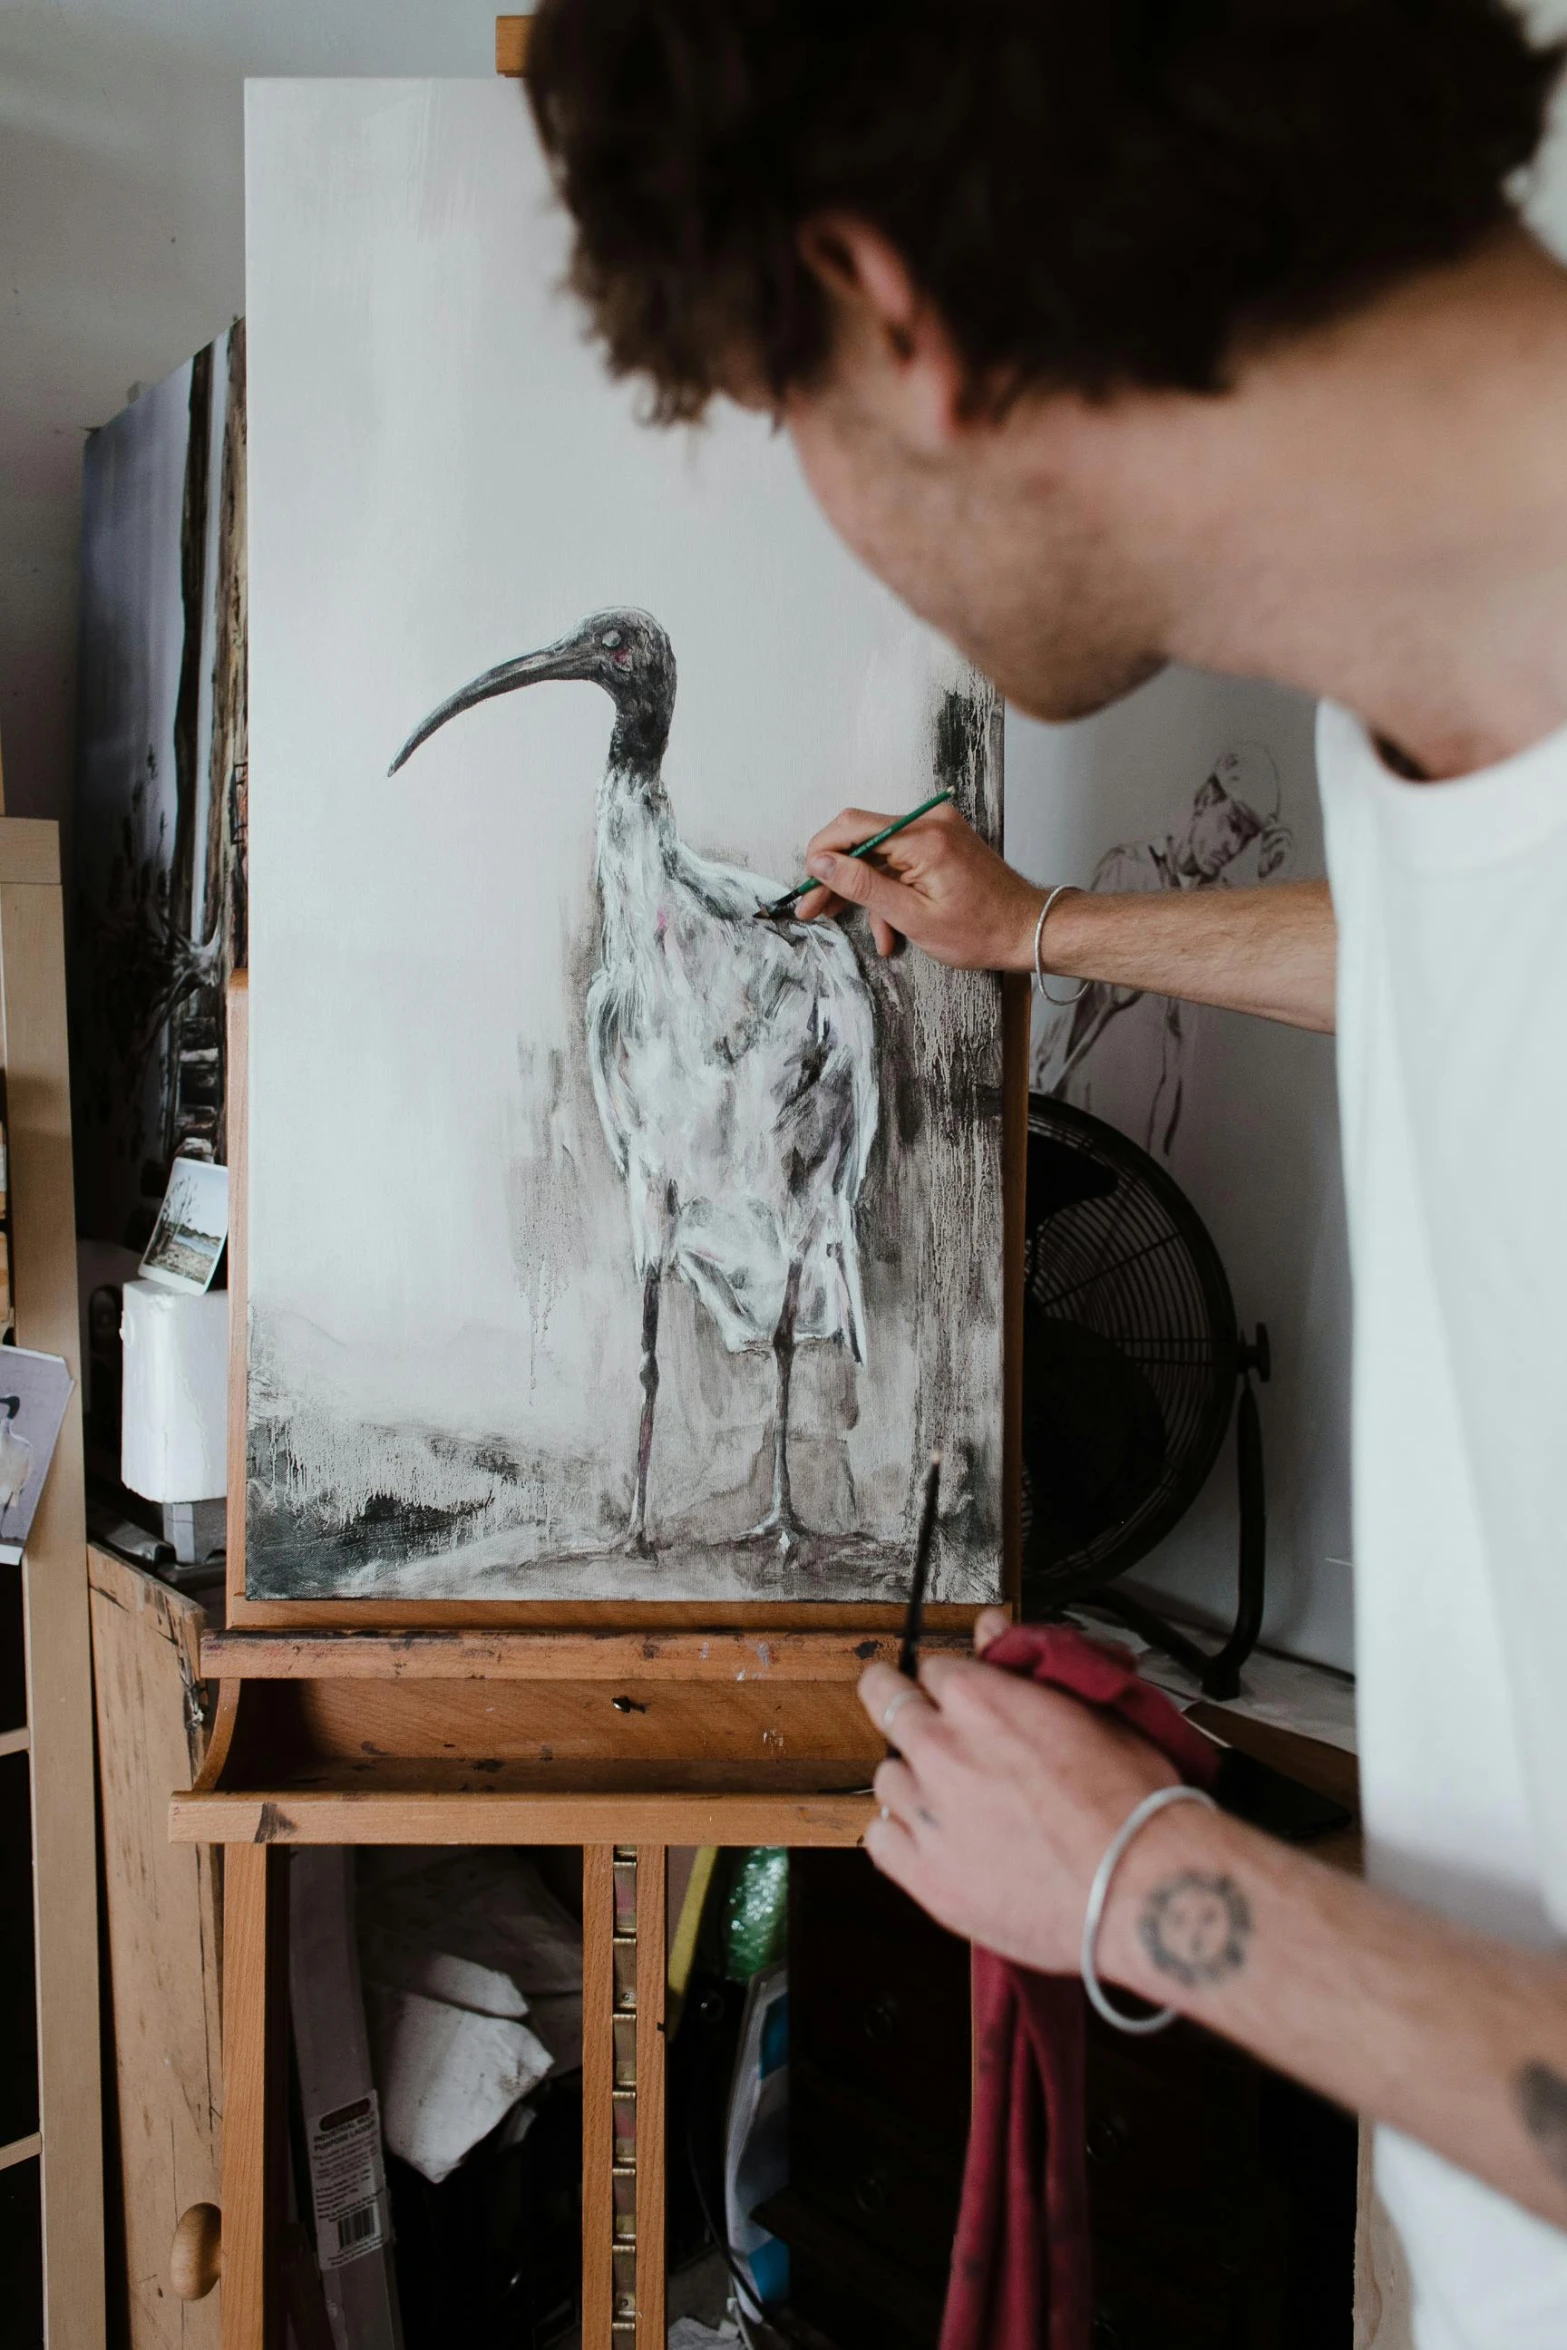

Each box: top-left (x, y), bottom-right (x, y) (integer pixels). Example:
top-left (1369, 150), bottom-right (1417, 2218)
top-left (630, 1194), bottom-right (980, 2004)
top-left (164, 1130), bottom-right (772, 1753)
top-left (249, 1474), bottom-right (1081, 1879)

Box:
top-left (897, 1453), bottom-right (942, 1680)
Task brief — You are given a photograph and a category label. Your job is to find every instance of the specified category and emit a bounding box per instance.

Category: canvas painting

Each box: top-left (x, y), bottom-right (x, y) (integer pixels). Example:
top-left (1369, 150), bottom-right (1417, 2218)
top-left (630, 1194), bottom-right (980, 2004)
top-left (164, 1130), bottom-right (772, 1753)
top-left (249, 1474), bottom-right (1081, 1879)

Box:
top-left (243, 81), bottom-right (1004, 1604)
top-left (70, 327), bottom-right (248, 1254)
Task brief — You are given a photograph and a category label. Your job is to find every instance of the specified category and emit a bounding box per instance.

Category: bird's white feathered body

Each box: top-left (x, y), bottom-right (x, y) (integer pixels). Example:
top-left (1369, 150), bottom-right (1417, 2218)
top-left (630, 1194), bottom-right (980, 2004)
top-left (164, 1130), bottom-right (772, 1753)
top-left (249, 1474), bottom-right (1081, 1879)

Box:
top-left (392, 606), bottom-right (883, 1544)
top-left (587, 770), bottom-right (878, 1358)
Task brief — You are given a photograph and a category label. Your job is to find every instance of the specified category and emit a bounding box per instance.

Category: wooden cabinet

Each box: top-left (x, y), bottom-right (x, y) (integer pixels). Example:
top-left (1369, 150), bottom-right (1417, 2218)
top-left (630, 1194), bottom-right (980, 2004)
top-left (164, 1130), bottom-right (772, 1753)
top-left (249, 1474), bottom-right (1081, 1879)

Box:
top-left (761, 1800), bottom-right (1358, 2350)
top-left (89, 1547), bottom-right (223, 2350)
top-left (1085, 2012), bottom-right (1357, 2349)
top-left (0, 810), bottom-right (105, 2348)
top-left (761, 1849), bottom-right (971, 2350)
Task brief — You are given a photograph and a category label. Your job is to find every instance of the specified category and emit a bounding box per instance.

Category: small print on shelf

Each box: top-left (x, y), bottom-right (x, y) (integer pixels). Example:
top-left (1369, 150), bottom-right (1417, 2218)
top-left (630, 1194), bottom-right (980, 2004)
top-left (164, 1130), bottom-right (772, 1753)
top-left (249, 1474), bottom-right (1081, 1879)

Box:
top-left (139, 1158), bottom-right (229, 1296)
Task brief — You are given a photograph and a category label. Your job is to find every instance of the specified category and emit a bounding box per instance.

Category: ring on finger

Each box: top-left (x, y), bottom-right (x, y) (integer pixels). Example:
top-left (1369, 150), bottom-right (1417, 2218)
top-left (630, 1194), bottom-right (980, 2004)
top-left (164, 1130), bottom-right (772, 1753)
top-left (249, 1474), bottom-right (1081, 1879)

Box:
top-left (881, 1686), bottom-right (920, 1737)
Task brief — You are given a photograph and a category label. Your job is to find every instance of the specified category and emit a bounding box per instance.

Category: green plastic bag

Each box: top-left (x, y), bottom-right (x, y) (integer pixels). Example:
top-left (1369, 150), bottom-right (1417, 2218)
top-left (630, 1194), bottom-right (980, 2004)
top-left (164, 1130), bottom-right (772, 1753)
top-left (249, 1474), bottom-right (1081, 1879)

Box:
top-left (721, 1846), bottom-right (789, 1981)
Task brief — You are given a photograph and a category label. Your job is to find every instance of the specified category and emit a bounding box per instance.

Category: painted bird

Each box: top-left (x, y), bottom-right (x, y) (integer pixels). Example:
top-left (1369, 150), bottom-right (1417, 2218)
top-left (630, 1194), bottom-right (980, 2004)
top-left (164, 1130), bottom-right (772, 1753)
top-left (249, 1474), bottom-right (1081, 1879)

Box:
top-left (390, 609), bottom-right (879, 1556)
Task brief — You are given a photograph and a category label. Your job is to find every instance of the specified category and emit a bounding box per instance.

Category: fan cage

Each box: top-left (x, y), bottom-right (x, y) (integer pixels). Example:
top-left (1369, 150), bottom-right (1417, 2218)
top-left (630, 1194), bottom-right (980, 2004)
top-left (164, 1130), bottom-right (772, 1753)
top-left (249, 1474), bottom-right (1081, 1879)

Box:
top-left (1023, 1095), bottom-right (1238, 1600)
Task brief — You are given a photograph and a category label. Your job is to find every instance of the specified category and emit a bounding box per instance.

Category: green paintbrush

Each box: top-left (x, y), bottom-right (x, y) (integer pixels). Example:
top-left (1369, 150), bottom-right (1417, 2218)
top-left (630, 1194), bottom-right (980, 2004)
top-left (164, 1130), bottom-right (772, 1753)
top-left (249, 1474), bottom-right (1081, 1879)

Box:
top-left (754, 787), bottom-right (956, 920)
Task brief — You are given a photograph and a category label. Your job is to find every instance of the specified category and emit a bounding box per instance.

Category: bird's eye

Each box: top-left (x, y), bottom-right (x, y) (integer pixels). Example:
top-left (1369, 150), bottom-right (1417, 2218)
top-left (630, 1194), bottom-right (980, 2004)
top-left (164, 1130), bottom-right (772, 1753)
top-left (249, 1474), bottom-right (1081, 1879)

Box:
top-left (601, 630), bottom-right (622, 649)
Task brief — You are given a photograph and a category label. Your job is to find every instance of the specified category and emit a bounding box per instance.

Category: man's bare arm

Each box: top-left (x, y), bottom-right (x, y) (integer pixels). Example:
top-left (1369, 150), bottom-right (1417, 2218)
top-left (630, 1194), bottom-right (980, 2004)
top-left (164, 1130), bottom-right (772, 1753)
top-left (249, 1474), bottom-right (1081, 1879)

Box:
top-left (1036, 879), bottom-right (1336, 1033)
top-left (800, 800), bottom-right (1337, 1032)
top-left (858, 1647), bottom-right (1567, 2234)
top-left (1099, 1795), bottom-right (1567, 2231)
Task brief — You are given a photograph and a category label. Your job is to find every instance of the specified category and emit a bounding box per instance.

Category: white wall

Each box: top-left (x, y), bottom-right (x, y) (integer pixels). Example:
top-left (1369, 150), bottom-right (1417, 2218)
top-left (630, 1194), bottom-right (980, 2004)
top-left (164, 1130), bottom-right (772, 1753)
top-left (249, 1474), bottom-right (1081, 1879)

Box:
top-left (1006, 678), bottom-right (1356, 1667)
top-left (0, 0), bottom-right (500, 828)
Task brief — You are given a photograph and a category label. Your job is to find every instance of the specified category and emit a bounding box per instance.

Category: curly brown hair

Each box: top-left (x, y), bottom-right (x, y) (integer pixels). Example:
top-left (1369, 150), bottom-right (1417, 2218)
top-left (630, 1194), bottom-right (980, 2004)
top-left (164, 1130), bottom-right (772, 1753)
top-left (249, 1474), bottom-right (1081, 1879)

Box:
top-left (527, 0), bottom-right (1561, 421)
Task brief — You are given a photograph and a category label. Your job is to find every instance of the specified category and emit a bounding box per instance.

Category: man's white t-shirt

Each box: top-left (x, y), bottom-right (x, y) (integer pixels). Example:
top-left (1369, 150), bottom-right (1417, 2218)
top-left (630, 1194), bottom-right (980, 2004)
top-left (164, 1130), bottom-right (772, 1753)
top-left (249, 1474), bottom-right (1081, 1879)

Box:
top-left (1316, 701), bottom-right (1567, 2348)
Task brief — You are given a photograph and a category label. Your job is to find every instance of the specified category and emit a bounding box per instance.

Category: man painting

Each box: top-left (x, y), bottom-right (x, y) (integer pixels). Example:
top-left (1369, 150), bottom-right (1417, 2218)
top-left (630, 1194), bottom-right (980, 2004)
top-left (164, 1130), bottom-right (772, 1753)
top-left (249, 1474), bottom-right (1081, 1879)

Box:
top-left (524, 4), bottom-right (1567, 2339)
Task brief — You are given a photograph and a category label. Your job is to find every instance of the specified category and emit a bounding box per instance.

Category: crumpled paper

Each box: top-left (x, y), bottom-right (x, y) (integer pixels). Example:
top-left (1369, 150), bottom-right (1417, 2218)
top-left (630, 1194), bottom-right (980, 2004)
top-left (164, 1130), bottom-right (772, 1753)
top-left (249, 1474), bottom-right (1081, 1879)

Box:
top-left (365, 1984), bottom-right (554, 2184)
top-left (357, 1850), bottom-right (583, 2182)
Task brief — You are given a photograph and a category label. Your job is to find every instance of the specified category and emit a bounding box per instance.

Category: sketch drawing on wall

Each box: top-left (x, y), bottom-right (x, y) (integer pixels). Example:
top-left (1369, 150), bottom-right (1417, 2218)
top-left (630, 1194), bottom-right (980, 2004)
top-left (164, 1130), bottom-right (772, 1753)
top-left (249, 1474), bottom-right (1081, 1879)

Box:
top-left (244, 81), bottom-right (1004, 1605)
top-left (70, 326), bottom-right (248, 1252)
top-left (1032, 743), bottom-right (1292, 1158)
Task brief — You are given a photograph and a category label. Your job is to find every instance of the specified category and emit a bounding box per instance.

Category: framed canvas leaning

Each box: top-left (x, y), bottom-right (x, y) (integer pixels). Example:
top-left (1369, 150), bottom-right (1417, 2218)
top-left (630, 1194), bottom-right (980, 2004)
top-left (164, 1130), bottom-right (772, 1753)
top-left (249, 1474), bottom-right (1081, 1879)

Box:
top-left (243, 80), bottom-right (1008, 1611)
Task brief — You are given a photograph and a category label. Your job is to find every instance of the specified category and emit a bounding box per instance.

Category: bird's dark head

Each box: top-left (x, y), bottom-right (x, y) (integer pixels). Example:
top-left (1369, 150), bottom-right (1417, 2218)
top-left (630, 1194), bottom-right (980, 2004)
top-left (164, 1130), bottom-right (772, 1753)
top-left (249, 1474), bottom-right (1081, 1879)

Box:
top-left (389, 608), bottom-right (676, 778)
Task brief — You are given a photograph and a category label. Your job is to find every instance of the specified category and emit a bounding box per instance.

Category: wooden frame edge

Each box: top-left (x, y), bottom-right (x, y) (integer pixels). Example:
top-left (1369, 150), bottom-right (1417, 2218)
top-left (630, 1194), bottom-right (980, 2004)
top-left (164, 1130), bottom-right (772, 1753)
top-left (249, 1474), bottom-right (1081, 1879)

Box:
top-left (170, 1789), bottom-right (874, 1846)
top-left (496, 16), bottom-right (533, 77)
top-left (198, 1626), bottom-right (969, 1680)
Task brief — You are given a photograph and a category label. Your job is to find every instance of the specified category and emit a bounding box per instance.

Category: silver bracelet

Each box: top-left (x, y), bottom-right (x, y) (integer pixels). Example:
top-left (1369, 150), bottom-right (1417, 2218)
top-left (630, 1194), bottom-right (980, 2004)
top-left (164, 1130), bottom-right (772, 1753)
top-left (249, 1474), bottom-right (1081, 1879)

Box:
top-left (1032, 884), bottom-right (1088, 1006)
top-left (1080, 1782), bottom-right (1217, 2035)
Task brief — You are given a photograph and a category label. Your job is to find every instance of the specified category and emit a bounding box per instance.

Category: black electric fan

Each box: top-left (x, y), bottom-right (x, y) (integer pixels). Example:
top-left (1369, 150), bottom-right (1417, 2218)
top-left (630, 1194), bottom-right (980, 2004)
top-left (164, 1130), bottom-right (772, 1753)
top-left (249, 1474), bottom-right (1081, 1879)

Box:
top-left (1021, 1093), bottom-right (1270, 1701)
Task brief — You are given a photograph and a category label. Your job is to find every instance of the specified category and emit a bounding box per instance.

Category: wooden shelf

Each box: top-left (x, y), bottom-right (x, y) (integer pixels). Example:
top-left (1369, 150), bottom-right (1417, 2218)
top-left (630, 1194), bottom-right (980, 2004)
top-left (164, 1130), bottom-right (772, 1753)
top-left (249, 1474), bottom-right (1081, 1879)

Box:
top-left (200, 1625), bottom-right (961, 1681)
top-left (0, 806), bottom-right (105, 2347)
top-left (172, 1782), bottom-right (872, 1847)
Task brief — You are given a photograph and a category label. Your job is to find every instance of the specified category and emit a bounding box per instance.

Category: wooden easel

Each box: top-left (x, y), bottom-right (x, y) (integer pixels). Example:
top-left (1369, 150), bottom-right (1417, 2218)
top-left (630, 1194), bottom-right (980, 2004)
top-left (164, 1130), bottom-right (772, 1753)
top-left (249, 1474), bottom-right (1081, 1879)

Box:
top-left (175, 936), bottom-right (1025, 2346)
top-left (170, 29), bottom-right (1024, 2339)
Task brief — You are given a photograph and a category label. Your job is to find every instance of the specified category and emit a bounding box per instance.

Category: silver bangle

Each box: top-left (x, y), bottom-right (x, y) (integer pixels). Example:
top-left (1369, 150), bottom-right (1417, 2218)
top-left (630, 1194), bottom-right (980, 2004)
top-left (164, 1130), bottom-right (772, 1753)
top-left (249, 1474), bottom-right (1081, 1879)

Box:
top-left (1080, 1782), bottom-right (1217, 2035)
top-left (1032, 884), bottom-right (1088, 1005)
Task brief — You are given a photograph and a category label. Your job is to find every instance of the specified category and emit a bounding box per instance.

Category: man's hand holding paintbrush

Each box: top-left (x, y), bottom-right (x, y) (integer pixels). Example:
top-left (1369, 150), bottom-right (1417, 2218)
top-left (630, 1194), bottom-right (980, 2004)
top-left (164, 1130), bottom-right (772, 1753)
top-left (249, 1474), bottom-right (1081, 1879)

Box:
top-left (858, 1618), bottom-right (1183, 1976)
top-left (798, 796), bottom-right (1338, 1034)
top-left (794, 794), bottom-right (1048, 966)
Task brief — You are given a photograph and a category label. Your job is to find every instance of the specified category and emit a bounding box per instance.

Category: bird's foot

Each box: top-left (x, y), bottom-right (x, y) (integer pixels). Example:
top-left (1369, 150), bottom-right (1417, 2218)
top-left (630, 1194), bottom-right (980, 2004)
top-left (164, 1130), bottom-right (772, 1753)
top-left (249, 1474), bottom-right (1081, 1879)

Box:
top-left (742, 1504), bottom-right (810, 1559)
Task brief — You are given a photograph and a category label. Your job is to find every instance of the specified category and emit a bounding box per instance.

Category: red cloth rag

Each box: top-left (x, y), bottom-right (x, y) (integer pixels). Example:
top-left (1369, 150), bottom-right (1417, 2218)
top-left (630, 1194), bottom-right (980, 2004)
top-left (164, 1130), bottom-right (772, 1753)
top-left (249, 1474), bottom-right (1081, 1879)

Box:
top-left (938, 1624), bottom-right (1221, 2350)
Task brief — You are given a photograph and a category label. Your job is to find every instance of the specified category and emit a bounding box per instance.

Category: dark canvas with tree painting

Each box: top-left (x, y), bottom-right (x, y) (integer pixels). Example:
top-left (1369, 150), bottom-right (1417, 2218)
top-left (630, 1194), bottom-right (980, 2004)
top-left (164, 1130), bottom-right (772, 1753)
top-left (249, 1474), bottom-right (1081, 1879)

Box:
top-left (70, 328), bottom-right (248, 1252)
top-left (243, 82), bottom-right (1004, 1604)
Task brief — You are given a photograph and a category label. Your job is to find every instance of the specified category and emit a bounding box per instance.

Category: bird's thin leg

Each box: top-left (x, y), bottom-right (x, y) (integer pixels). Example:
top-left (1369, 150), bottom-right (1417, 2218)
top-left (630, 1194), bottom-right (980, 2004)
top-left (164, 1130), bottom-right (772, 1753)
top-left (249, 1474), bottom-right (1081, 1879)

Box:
top-left (627, 1263), bottom-right (661, 1552)
top-left (770, 1261), bottom-right (800, 1528)
top-left (748, 1258), bottom-right (807, 1551)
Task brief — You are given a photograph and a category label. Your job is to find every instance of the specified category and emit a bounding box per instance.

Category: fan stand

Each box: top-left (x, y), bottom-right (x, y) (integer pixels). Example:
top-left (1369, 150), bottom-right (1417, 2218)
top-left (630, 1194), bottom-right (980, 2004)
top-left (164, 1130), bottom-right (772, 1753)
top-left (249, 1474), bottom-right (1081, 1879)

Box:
top-left (1091, 1326), bottom-right (1271, 1703)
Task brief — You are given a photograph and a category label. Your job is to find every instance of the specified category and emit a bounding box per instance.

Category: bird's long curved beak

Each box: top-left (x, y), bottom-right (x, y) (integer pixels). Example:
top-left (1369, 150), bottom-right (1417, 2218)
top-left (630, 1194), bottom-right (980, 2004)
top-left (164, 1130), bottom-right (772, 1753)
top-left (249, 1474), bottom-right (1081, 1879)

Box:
top-left (388, 638), bottom-right (594, 775)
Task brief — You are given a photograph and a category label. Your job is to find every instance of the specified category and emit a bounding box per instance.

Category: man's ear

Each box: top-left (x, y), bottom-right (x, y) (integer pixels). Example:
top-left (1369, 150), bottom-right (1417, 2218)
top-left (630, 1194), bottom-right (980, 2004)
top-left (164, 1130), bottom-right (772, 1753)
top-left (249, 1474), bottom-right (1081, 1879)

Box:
top-left (796, 212), bottom-right (970, 442)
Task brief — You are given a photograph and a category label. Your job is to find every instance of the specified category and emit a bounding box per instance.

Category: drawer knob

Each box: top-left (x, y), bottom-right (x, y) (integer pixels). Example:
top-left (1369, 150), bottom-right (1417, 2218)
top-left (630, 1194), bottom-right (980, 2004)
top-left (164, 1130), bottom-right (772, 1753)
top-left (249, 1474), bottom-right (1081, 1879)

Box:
top-left (853, 2170), bottom-right (890, 2216)
top-left (171, 2204), bottom-right (223, 2301)
top-left (863, 1992), bottom-right (901, 2043)
top-left (864, 1992), bottom-right (902, 2049)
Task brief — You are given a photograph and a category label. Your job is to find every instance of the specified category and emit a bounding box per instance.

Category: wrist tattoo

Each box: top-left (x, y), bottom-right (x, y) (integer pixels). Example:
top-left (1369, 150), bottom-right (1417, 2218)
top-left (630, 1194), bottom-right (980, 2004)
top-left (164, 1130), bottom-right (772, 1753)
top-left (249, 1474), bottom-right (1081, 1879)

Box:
top-left (1138, 1871), bottom-right (1253, 1988)
top-left (1517, 2062), bottom-right (1567, 2187)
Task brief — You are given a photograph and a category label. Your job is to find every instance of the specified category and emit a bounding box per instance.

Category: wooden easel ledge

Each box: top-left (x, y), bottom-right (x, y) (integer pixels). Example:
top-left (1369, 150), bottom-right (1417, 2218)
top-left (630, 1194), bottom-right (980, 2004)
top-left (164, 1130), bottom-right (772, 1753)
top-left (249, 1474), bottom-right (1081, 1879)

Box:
top-left (200, 1626), bottom-right (967, 1681)
top-left (170, 1790), bottom-right (871, 1848)
top-left (496, 14), bottom-right (532, 75)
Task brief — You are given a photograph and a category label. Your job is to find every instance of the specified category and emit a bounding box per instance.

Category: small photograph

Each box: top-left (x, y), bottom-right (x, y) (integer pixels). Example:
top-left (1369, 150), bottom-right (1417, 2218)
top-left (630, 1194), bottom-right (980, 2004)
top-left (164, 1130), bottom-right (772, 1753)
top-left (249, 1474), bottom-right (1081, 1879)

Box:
top-left (0, 1347), bottom-right (76, 1564)
top-left (140, 1158), bottom-right (230, 1296)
